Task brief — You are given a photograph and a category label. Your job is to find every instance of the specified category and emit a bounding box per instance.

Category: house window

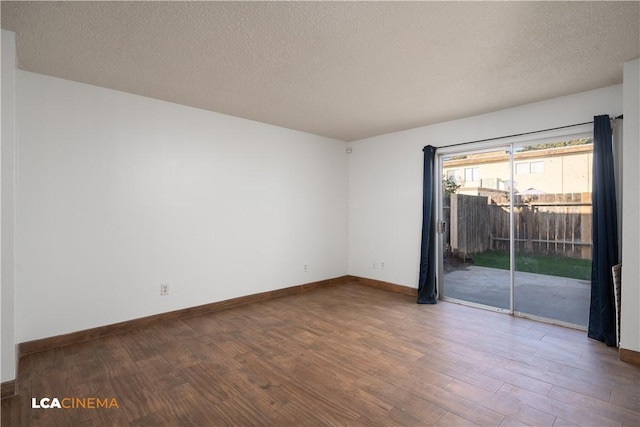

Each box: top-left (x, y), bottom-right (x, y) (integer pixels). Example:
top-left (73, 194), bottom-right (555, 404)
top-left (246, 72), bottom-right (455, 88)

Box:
top-left (530, 161), bottom-right (544, 174)
top-left (464, 167), bottom-right (479, 182)
top-left (447, 169), bottom-right (461, 183)
top-left (517, 161), bottom-right (545, 175)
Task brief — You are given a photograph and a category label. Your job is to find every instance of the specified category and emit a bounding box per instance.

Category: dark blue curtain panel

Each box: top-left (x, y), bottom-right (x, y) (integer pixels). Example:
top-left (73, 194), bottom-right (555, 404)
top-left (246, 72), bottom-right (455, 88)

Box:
top-left (417, 145), bottom-right (438, 304)
top-left (588, 115), bottom-right (619, 346)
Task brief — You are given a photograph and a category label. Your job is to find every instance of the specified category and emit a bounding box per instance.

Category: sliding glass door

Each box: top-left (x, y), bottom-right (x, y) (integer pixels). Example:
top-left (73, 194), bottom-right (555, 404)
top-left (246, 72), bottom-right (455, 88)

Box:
top-left (437, 135), bottom-right (592, 328)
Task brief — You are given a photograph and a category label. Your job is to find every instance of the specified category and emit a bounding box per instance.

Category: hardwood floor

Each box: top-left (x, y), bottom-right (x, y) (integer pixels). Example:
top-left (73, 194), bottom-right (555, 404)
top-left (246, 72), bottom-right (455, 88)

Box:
top-left (2, 282), bottom-right (639, 426)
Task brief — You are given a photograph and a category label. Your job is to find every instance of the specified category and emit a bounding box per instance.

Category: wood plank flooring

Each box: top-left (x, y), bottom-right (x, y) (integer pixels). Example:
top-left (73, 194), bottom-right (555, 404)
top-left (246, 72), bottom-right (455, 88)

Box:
top-left (2, 282), bottom-right (639, 426)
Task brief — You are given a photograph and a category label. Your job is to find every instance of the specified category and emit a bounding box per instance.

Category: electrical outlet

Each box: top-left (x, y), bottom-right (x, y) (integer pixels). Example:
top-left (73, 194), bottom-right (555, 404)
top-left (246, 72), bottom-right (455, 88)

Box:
top-left (304, 264), bottom-right (309, 272)
top-left (372, 262), bottom-right (377, 269)
top-left (160, 284), bottom-right (169, 296)
top-left (380, 261), bottom-right (385, 270)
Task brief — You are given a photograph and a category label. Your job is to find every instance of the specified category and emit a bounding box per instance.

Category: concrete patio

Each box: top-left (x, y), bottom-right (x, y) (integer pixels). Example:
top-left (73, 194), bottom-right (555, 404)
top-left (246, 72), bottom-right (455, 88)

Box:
top-left (442, 265), bottom-right (590, 327)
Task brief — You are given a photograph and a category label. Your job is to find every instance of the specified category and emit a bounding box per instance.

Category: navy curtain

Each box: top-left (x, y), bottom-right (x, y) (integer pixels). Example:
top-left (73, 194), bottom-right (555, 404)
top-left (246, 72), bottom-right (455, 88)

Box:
top-left (417, 145), bottom-right (437, 304)
top-left (588, 115), bottom-right (619, 346)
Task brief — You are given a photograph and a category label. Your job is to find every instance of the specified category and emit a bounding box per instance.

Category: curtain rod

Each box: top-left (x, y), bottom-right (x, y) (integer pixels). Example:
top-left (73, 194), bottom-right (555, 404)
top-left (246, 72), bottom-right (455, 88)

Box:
top-left (438, 114), bottom-right (623, 149)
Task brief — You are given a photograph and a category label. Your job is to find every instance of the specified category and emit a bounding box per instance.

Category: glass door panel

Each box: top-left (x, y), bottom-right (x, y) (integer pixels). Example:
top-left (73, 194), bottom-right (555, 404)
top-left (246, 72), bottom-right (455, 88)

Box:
top-left (440, 147), bottom-right (513, 311)
top-left (513, 138), bottom-right (593, 327)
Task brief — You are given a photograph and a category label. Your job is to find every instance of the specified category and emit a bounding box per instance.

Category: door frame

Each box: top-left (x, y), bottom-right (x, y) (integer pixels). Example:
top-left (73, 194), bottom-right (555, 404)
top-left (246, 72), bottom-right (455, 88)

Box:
top-left (434, 125), bottom-right (593, 323)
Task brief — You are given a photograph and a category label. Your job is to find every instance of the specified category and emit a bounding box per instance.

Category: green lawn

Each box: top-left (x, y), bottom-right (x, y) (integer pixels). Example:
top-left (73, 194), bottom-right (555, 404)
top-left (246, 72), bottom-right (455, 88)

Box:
top-left (471, 251), bottom-right (591, 281)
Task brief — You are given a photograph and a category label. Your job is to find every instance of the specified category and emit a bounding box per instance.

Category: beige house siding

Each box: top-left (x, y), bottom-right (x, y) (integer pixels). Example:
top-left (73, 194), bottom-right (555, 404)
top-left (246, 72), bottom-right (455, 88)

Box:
top-left (443, 144), bottom-right (593, 195)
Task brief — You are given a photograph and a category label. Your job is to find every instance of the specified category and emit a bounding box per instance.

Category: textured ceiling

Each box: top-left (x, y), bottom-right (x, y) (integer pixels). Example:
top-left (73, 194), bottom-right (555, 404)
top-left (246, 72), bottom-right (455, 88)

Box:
top-left (1, 1), bottom-right (639, 141)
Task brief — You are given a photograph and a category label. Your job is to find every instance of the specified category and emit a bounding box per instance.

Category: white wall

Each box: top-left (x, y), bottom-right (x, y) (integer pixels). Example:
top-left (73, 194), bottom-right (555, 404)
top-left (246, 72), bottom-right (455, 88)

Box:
top-left (1, 29), bottom-right (17, 383)
top-left (15, 71), bottom-right (348, 343)
top-left (348, 85), bottom-right (623, 289)
top-left (8, 42), bottom-right (638, 365)
top-left (621, 58), bottom-right (640, 353)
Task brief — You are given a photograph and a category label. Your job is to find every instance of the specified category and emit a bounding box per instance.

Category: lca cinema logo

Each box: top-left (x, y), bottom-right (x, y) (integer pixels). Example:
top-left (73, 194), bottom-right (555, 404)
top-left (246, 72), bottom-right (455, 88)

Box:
top-left (31, 397), bottom-right (119, 409)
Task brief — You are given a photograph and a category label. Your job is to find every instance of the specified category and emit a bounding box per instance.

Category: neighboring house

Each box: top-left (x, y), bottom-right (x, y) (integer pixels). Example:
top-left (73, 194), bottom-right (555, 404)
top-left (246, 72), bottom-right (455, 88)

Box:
top-left (443, 143), bottom-right (593, 196)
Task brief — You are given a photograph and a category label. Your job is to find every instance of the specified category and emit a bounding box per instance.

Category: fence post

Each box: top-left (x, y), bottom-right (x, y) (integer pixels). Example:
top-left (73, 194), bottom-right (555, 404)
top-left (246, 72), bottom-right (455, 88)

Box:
top-left (450, 194), bottom-right (458, 255)
top-left (581, 192), bottom-right (592, 260)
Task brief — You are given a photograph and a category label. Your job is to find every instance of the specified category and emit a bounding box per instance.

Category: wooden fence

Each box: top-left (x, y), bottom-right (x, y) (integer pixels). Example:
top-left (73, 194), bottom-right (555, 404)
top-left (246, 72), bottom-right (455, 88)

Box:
top-left (445, 192), bottom-right (592, 260)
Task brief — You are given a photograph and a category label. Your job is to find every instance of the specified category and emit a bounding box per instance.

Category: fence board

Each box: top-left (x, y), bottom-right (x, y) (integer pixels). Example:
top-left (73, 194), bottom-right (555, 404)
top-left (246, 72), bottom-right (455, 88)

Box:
top-left (445, 193), bottom-right (591, 260)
